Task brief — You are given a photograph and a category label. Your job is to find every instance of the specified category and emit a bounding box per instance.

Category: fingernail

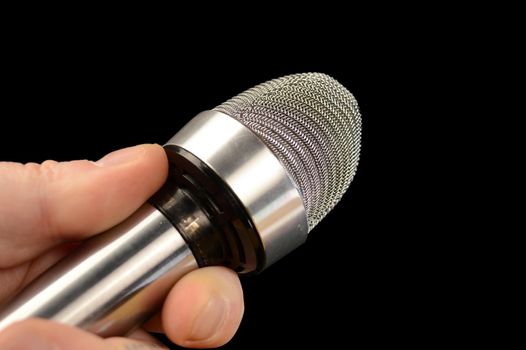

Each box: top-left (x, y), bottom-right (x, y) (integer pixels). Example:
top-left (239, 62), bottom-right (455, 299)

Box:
top-left (188, 293), bottom-right (228, 342)
top-left (95, 145), bottom-right (146, 167)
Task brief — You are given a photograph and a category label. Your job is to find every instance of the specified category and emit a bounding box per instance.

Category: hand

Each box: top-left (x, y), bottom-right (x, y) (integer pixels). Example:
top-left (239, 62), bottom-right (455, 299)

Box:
top-left (0, 144), bottom-right (244, 349)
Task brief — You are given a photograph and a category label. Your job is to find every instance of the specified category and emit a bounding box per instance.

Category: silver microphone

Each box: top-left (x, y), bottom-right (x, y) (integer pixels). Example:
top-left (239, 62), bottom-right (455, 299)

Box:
top-left (0, 73), bottom-right (362, 336)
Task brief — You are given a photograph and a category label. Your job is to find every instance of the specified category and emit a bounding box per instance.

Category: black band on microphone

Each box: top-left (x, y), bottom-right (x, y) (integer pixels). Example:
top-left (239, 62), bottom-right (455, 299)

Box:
top-left (149, 145), bottom-right (265, 274)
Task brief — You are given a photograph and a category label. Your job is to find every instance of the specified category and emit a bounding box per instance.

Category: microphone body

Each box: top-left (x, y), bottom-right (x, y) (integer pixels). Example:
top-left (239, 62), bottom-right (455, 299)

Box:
top-left (0, 111), bottom-right (308, 335)
top-left (0, 72), bottom-right (361, 336)
top-left (0, 204), bottom-right (196, 336)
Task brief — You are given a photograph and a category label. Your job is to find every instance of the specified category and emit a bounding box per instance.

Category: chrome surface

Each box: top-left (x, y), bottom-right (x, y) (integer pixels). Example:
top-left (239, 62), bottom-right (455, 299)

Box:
top-left (0, 72), bottom-right (362, 338)
top-left (167, 111), bottom-right (309, 268)
top-left (0, 204), bottom-right (197, 336)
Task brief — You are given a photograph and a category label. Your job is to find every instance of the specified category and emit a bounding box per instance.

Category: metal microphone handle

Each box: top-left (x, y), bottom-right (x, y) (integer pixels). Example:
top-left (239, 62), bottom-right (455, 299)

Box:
top-left (0, 203), bottom-right (198, 336)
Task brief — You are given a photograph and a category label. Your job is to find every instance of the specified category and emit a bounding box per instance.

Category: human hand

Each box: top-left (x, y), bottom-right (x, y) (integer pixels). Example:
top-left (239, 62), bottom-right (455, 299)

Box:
top-left (0, 144), bottom-right (244, 349)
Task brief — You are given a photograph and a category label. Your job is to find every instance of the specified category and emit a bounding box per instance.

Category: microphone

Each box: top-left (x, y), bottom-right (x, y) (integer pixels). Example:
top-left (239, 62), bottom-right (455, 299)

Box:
top-left (0, 73), bottom-right (361, 336)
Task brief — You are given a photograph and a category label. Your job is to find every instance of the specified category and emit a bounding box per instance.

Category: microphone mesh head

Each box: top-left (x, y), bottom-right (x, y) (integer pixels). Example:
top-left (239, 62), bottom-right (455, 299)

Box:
top-left (214, 73), bottom-right (361, 231)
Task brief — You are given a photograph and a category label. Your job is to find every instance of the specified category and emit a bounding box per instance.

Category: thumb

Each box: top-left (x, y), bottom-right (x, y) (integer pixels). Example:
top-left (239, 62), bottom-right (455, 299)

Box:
top-left (0, 144), bottom-right (168, 267)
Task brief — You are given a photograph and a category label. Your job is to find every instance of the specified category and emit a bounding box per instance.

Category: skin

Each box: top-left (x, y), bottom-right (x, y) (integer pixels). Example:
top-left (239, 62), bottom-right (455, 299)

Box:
top-left (0, 144), bottom-right (244, 349)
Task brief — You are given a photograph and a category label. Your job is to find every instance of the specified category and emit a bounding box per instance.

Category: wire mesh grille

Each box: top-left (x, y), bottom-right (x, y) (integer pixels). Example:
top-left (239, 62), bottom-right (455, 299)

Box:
top-left (214, 73), bottom-right (361, 231)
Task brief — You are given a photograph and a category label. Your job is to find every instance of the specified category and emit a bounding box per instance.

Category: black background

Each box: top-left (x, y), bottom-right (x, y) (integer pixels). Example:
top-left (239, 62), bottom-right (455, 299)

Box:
top-left (0, 28), bottom-right (451, 348)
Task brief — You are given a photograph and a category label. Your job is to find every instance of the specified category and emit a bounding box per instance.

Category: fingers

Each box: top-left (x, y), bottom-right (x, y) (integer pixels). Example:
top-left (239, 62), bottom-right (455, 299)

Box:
top-left (0, 267), bottom-right (245, 349)
top-left (0, 319), bottom-right (107, 349)
top-left (0, 242), bottom-right (79, 303)
top-left (161, 266), bottom-right (244, 348)
top-left (0, 144), bottom-right (168, 267)
top-left (0, 319), bottom-right (166, 349)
